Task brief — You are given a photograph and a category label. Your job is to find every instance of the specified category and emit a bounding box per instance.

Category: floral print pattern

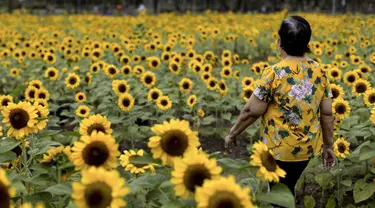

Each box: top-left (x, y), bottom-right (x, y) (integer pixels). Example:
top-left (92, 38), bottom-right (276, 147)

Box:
top-left (254, 60), bottom-right (332, 161)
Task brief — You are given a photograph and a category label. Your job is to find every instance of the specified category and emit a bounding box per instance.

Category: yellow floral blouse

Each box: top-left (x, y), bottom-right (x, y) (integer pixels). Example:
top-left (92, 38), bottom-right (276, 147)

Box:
top-left (254, 60), bottom-right (332, 161)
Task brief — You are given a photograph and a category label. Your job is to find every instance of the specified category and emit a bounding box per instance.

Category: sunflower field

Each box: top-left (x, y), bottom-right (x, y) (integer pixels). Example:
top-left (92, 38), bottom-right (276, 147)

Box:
top-left (0, 9), bottom-right (375, 208)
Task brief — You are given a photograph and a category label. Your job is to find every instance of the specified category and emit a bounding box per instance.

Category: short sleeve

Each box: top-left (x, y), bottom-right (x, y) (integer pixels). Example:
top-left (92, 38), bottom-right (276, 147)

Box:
top-left (253, 66), bottom-right (276, 102)
top-left (322, 70), bottom-right (333, 99)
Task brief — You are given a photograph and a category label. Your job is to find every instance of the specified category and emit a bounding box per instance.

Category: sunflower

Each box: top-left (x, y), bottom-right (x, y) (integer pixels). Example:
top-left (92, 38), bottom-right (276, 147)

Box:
top-left (179, 78), bottom-right (193, 93)
top-left (45, 67), bottom-right (59, 80)
top-left (221, 58), bottom-right (232, 67)
top-left (132, 55), bottom-right (141, 64)
top-left (330, 84), bottom-right (344, 100)
top-left (36, 88), bottom-right (50, 100)
top-left (200, 72), bottom-right (211, 83)
top-left (121, 65), bottom-right (132, 76)
top-left (0, 168), bottom-right (16, 208)
top-left (147, 119), bottom-right (200, 165)
top-left (148, 88), bottom-right (163, 102)
top-left (233, 70), bottom-right (240, 80)
top-left (72, 167), bottom-right (129, 208)
top-left (218, 80), bottom-right (228, 96)
top-left (90, 63), bottom-right (100, 74)
top-left (79, 114), bottom-right (113, 136)
top-left (141, 71), bottom-right (157, 88)
top-left (75, 105), bottom-right (90, 118)
top-left (24, 86), bottom-right (38, 101)
top-left (350, 55), bottom-right (361, 65)
top-left (10, 68), bottom-right (20, 78)
top-left (119, 55), bottom-right (131, 65)
top-left (91, 48), bottom-right (103, 60)
top-left (343, 71), bottom-right (359, 86)
top-left (220, 67), bottom-right (232, 78)
top-left (328, 67), bottom-right (342, 81)
top-left (44, 53), bottom-right (56, 64)
top-left (352, 79), bottom-right (371, 96)
top-left (333, 138), bottom-right (350, 158)
top-left (370, 106), bottom-right (375, 125)
top-left (118, 93), bottom-right (135, 112)
top-left (359, 65), bottom-right (372, 74)
top-left (363, 89), bottom-right (375, 107)
top-left (192, 63), bottom-right (203, 74)
top-left (202, 63), bottom-right (212, 73)
top-left (40, 146), bottom-right (72, 163)
top-left (133, 65), bottom-right (145, 77)
top-left (1, 101), bottom-right (38, 139)
top-left (204, 51), bottom-right (215, 61)
top-left (156, 95), bottom-right (173, 111)
top-left (250, 142), bottom-right (286, 182)
top-left (197, 109), bottom-right (205, 118)
top-left (34, 99), bottom-right (48, 109)
top-left (187, 95), bottom-right (197, 108)
top-left (241, 77), bottom-right (254, 88)
top-left (32, 101), bottom-right (49, 133)
top-left (112, 80), bottom-right (130, 96)
top-left (171, 152), bottom-right (222, 199)
top-left (104, 64), bottom-right (119, 79)
top-left (71, 131), bottom-right (119, 170)
top-left (119, 149), bottom-right (155, 174)
top-left (195, 176), bottom-right (255, 208)
top-left (75, 92), bottom-right (87, 103)
top-left (19, 202), bottom-right (45, 208)
top-left (65, 73), bottom-right (81, 89)
top-left (332, 99), bottom-right (351, 120)
top-left (147, 56), bottom-right (161, 70)
top-left (206, 78), bottom-right (218, 91)
top-left (252, 64), bottom-right (262, 74)
top-left (169, 61), bottom-right (181, 75)
top-left (29, 80), bottom-right (43, 89)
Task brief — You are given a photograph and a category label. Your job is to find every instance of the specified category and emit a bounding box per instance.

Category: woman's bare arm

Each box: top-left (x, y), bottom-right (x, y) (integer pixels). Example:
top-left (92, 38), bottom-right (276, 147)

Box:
top-left (225, 94), bottom-right (268, 151)
top-left (320, 98), bottom-right (337, 168)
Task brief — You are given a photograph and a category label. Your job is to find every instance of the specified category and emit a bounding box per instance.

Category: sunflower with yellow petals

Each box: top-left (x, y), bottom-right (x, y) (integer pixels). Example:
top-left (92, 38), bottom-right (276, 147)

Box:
top-left (332, 99), bottom-right (351, 120)
top-left (71, 131), bottom-right (119, 170)
top-left (147, 119), bottom-right (200, 165)
top-left (171, 152), bottom-right (222, 199)
top-left (118, 93), bottom-right (135, 112)
top-left (75, 92), bottom-right (86, 103)
top-left (119, 149), bottom-right (155, 174)
top-left (40, 146), bottom-right (72, 163)
top-left (79, 114), bottom-right (113, 136)
top-left (36, 88), bottom-right (50, 100)
top-left (206, 78), bottom-right (218, 91)
top-left (327, 67), bottom-right (342, 81)
top-left (343, 71), bottom-right (359, 87)
top-left (187, 95), bottom-right (197, 108)
top-left (24, 86), bottom-right (38, 101)
top-left (1, 101), bottom-right (38, 139)
top-left (104, 64), bottom-right (119, 79)
top-left (19, 203), bottom-right (45, 208)
top-left (76, 105), bottom-right (90, 118)
top-left (179, 78), bottom-right (193, 93)
top-left (241, 77), bottom-right (254, 88)
top-left (364, 89), bottom-right (375, 107)
top-left (31, 101), bottom-right (49, 133)
top-left (28, 80), bottom-right (43, 89)
top-left (352, 79), bottom-right (371, 96)
top-left (65, 73), bottom-right (80, 89)
top-left (169, 61), bottom-right (181, 75)
top-left (334, 138), bottom-right (350, 158)
top-left (141, 71), bottom-right (157, 88)
top-left (0, 95), bottom-right (14, 108)
top-left (0, 168), bottom-right (16, 208)
top-left (195, 176), bottom-right (255, 208)
top-left (72, 167), bottom-right (129, 208)
top-left (10, 68), bottom-right (20, 78)
top-left (148, 88), bottom-right (163, 102)
top-left (44, 67), bottom-right (59, 81)
top-left (156, 95), bottom-right (173, 111)
top-left (220, 67), bottom-right (232, 78)
top-left (250, 142), bottom-right (286, 182)
top-left (330, 84), bottom-right (344, 100)
top-left (112, 80), bottom-right (130, 96)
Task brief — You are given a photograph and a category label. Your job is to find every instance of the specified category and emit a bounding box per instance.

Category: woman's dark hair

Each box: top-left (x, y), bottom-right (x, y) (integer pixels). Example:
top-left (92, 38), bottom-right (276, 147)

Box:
top-left (278, 16), bottom-right (311, 57)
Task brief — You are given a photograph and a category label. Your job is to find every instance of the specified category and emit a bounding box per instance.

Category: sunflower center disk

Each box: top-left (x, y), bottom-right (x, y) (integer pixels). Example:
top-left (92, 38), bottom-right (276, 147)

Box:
top-left (118, 85), bottom-right (126, 93)
top-left (69, 78), bottom-right (77, 85)
top-left (122, 99), bottom-right (130, 107)
top-left (151, 92), bottom-right (159, 100)
top-left (82, 141), bottom-right (109, 166)
top-left (183, 83), bottom-right (190, 89)
top-left (338, 143), bottom-right (346, 153)
top-left (9, 108), bottom-right (30, 129)
top-left (161, 100), bottom-right (168, 106)
top-left (207, 191), bottom-right (242, 208)
top-left (332, 89), bottom-right (339, 98)
top-left (87, 123), bottom-right (106, 135)
top-left (0, 182), bottom-right (10, 208)
top-left (183, 164), bottom-right (211, 192)
top-left (245, 90), bottom-right (253, 98)
top-left (356, 84), bottom-right (366, 93)
top-left (160, 130), bottom-right (189, 156)
top-left (369, 95), bottom-right (375, 103)
top-left (1, 99), bottom-right (11, 106)
top-left (84, 182), bottom-right (113, 208)
top-left (261, 151), bottom-right (277, 172)
top-left (336, 104), bottom-right (346, 114)
top-left (145, 76), bottom-right (153, 84)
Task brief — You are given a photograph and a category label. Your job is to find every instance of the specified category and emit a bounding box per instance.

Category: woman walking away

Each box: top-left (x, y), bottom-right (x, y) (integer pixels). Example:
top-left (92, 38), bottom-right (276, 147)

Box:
top-left (224, 16), bottom-right (337, 196)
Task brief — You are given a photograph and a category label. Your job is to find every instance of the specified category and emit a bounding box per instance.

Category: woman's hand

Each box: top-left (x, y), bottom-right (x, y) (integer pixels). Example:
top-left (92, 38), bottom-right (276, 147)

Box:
top-left (224, 135), bottom-right (238, 153)
top-left (322, 144), bottom-right (337, 169)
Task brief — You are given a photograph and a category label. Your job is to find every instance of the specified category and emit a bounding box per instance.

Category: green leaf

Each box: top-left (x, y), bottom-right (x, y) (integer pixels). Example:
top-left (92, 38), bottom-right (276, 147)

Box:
top-left (129, 154), bottom-right (155, 165)
top-left (217, 158), bottom-right (249, 169)
top-left (201, 115), bottom-right (216, 125)
top-left (341, 179), bottom-right (352, 187)
top-left (304, 195), bottom-right (316, 208)
top-left (353, 179), bottom-right (375, 203)
top-left (0, 140), bottom-right (20, 154)
top-left (359, 145), bottom-right (375, 161)
top-left (222, 112), bottom-right (231, 120)
top-left (314, 172), bottom-right (332, 189)
top-left (44, 183), bottom-right (72, 196)
top-left (256, 183), bottom-right (295, 208)
top-left (12, 181), bottom-right (27, 194)
top-left (161, 200), bottom-right (184, 208)
top-left (326, 195), bottom-right (336, 208)
top-left (128, 174), bottom-right (169, 194)
top-left (239, 178), bottom-right (260, 192)
top-left (0, 151), bottom-right (17, 163)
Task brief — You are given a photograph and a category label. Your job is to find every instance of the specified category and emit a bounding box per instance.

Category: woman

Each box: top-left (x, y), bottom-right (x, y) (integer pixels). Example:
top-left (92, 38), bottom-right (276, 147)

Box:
top-left (225, 16), bottom-right (337, 195)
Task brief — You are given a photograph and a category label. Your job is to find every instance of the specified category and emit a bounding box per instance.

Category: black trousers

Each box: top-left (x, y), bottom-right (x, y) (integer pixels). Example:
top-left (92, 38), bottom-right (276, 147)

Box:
top-left (271, 160), bottom-right (310, 195)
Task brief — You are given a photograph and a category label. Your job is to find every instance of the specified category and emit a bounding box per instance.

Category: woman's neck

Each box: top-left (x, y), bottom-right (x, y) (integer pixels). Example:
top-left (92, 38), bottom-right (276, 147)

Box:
top-left (283, 55), bottom-right (310, 62)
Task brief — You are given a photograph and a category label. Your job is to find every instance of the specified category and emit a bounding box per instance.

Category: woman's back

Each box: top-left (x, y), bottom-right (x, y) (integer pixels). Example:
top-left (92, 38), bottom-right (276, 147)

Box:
top-left (254, 59), bottom-right (332, 161)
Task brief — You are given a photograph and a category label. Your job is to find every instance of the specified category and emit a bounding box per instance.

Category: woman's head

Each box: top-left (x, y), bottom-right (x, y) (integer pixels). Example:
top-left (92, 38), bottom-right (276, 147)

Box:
top-left (278, 16), bottom-right (311, 57)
